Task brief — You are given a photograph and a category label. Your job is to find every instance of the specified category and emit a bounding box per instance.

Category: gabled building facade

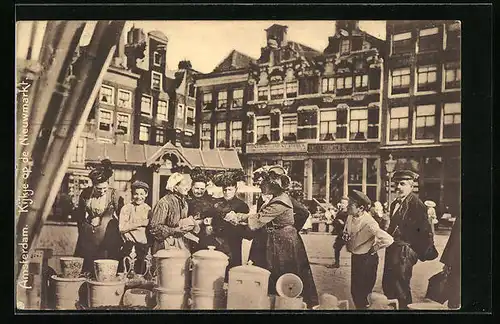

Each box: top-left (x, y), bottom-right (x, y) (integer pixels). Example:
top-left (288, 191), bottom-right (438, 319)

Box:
top-left (381, 20), bottom-right (461, 216)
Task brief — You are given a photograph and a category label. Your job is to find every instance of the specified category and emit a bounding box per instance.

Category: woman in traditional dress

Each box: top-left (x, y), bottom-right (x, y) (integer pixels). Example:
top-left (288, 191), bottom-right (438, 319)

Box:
top-left (148, 173), bottom-right (197, 254)
top-left (226, 167), bottom-right (319, 308)
top-left (74, 159), bottom-right (122, 275)
top-left (118, 180), bottom-right (152, 274)
top-left (210, 170), bottom-right (251, 280)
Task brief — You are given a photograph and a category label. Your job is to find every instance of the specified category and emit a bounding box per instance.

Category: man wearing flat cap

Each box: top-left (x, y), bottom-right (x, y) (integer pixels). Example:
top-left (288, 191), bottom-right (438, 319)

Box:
top-left (382, 170), bottom-right (437, 309)
top-left (343, 190), bottom-right (394, 309)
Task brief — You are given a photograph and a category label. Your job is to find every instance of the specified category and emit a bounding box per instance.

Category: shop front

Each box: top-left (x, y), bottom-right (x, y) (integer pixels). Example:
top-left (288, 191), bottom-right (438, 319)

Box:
top-left (380, 143), bottom-right (460, 218)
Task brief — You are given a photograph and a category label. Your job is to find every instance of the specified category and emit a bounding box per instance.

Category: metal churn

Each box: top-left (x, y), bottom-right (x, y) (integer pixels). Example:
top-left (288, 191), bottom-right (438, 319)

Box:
top-left (226, 261), bottom-right (271, 310)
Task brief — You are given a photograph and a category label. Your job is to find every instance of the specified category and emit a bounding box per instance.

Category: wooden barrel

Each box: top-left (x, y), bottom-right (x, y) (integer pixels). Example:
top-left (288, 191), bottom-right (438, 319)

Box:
top-left (51, 275), bottom-right (85, 310)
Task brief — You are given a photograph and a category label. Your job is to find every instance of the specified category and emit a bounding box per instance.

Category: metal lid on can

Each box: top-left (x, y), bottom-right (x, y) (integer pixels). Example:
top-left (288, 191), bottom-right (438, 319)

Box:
top-left (229, 260), bottom-right (271, 275)
top-left (192, 246), bottom-right (228, 261)
top-left (154, 248), bottom-right (191, 259)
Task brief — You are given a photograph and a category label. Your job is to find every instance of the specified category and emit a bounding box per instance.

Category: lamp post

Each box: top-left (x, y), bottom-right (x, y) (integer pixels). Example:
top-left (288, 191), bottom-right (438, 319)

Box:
top-left (385, 154), bottom-right (397, 206)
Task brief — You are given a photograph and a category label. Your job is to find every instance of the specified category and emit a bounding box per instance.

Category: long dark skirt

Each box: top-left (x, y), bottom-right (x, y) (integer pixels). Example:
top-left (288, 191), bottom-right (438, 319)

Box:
top-left (74, 216), bottom-right (122, 276)
top-left (249, 225), bottom-right (318, 308)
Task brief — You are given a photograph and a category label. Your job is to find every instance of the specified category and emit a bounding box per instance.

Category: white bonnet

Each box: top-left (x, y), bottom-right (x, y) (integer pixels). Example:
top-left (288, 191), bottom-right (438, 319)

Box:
top-left (166, 172), bottom-right (186, 191)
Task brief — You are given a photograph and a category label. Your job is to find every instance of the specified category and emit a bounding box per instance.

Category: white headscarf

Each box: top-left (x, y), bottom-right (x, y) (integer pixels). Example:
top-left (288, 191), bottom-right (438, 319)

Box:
top-left (166, 173), bottom-right (185, 192)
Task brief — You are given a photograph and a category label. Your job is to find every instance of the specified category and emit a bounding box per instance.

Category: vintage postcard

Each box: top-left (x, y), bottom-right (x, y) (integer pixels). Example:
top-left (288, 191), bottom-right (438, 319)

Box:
top-left (15, 19), bottom-right (461, 312)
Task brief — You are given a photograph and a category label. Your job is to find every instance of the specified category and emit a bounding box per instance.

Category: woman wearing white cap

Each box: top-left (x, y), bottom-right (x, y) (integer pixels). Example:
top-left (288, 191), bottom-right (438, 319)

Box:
top-left (148, 172), bottom-right (197, 254)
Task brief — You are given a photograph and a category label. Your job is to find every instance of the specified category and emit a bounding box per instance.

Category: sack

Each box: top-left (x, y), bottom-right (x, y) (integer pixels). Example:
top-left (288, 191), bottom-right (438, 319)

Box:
top-left (425, 271), bottom-right (449, 304)
top-left (419, 244), bottom-right (439, 262)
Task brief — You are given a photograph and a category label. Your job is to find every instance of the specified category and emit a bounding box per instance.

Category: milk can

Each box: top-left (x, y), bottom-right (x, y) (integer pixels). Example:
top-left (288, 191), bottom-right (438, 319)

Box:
top-left (191, 246), bottom-right (229, 292)
top-left (154, 248), bottom-right (191, 291)
top-left (51, 275), bottom-right (86, 310)
top-left (226, 261), bottom-right (271, 309)
top-left (86, 279), bottom-right (126, 308)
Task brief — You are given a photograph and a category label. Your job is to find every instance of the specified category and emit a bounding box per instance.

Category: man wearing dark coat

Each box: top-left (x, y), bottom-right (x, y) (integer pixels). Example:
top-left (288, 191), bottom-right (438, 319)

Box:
top-left (382, 170), bottom-right (435, 309)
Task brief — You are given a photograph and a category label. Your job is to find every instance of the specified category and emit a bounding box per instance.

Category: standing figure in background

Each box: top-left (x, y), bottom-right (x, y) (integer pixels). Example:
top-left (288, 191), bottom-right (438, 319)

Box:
top-left (343, 190), bottom-right (394, 309)
top-left (148, 173), bottom-right (196, 255)
top-left (211, 170), bottom-right (251, 280)
top-left (382, 170), bottom-right (436, 309)
top-left (424, 200), bottom-right (438, 236)
top-left (227, 167), bottom-right (318, 308)
top-left (330, 197), bottom-right (349, 268)
top-left (187, 167), bottom-right (216, 252)
top-left (74, 159), bottom-right (122, 275)
top-left (118, 180), bottom-right (152, 274)
top-left (370, 201), bottom-right (390, 231)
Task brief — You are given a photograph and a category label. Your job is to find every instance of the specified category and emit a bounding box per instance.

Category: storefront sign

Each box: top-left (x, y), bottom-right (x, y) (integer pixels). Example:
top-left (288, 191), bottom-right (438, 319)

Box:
top-left (308, 142), bottom-right (379, 154)
top-left (246, 143), bottom-right (308, 154)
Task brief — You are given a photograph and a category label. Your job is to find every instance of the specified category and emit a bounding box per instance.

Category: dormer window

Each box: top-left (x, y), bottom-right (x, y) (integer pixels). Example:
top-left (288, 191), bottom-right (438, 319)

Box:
top-left (153, 51), bottom-right (161, 66)
top-left (340, 40), bottom-right (350, 54)
top-left (151, 71), bottom-right (162, 91)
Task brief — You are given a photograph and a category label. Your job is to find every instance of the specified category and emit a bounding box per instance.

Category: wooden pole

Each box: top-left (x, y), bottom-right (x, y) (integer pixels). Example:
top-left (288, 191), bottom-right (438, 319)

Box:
top-left (15, 21), bottom-right (125, 279)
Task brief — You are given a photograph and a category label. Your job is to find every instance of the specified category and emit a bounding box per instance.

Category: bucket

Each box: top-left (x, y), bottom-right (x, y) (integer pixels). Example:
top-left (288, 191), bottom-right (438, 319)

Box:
top-left (154, 287), bottom-right (188, 310)
top-left (276, 273), bottom-right (303, 298)
top-left (87, 278), bottom-right (125, 308)
top-left (59, 257), bottom-right (84, 279)
top-left (51, 275), bottom-right (85, 310)
top-left (93, 259), bottom-right (119, 282)
top-left (190, 288), bottom-right (225, 310)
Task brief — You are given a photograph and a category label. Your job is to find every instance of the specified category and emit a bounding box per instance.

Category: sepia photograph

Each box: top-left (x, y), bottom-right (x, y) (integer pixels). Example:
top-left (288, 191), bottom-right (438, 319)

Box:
top-left (15, 19), bottom-right (463, 312)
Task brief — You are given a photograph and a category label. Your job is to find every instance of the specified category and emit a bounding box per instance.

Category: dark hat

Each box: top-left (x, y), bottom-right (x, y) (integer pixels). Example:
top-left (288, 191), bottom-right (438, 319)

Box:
top-left (88, 159), bottom-right (113, 184)
top-left (392, 170), bottom-right (419, 182)
top-left (131, 180), bottom-right (149, 192)
top-left (212, 170), bottom-right (245, 188)
top-left (190, 167), bottom-right (209, 184)
top-left (349, 190), bottom-right (371, 208)
top-left (266, 171), bottom-right (291, 191)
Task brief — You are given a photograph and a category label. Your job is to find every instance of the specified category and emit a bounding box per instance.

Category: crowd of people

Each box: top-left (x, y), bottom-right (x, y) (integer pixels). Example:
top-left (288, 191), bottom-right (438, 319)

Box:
top-left (72, 159), bottom-right (459, 310)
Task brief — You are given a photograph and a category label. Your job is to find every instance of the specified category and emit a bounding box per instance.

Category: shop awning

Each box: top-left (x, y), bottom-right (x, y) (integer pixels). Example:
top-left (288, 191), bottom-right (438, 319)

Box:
top-left (85, 140), bottom-right (242, 170)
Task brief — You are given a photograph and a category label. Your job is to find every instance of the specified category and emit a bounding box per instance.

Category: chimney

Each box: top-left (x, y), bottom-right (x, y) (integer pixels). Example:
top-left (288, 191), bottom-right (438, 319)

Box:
top-left (265, 24), bottom-right (288, 48)
top-left (335, 20), bottom-right (360, 33)
top-left (112, 29), bottom-right (127, 68)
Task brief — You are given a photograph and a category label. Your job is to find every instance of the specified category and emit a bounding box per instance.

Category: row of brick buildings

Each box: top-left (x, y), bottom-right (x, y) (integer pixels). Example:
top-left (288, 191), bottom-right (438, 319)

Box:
top-left (54, 20), bottom-right (460, 221)
top-left (195, 20), bottom-right (461, 215)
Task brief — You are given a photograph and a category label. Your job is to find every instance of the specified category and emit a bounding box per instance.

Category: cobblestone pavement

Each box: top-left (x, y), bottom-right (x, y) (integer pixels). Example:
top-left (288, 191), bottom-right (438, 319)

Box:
top-left (242, 229), bottom-right (451, 309)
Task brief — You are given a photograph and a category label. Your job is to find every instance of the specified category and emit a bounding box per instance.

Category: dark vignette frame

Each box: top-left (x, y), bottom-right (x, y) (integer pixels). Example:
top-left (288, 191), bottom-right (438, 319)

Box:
top-left (9, 1), bottom-right (493, 322)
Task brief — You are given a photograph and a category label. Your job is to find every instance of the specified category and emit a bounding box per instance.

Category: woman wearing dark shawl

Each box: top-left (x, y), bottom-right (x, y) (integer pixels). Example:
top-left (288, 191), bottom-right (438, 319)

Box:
top-left (227, 166), bottom-right (318, 308)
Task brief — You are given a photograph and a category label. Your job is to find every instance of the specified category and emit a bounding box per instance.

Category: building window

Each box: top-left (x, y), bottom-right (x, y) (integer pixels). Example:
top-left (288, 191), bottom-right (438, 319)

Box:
top-left (157, 100), bottom-right (168, 120)
top-left (151, 71), bottom-right (162, 91)
top-left (116, 113), bottom-right (130, 135)
top-left (445, 21), bottom-right (461, 50)
top-left (71, 137), bottom-right (85, 164)
top-left (442, 103), bottom-right (461, 139)
top-left (336, 77), bottom-right (353, 90)
top-left (98, 109), bottom-right (113, 132)
top-left (247, 114), bottom-right (255, 144)
top-left (418, 27), bottom-right (440, 52)
top-left (201, 123), bottom-right (211, 150)
top-left (155, 129), bottom-right (165, 145)
top-left (336, 108), bottom-right (348, 139)
top-left (141, 96), bottom-right (152, 116)
top-left (117, 89), bottom-right (132, 108)
top-left (270, 114), bottom-right (280, 142)
top-left (417, 65), bottom-right (437, 92)
top-left (389, 106), bottom-right (409, 141)
top-left (350, 109), bottom-right (368, 140)
top-left (321, 78), bottom-right (335, 94)
top-left (354, 75), bottom-right (368, 91)
top-left (297, 110), bottom-right (318, 140)
top-left (348, 158), bottom-right (363, 194)
top-left (99, 85), bottom-right (114, 105)
top-left (231, 121), bottom-right (242, 147)
top-left (367, 106), bottom-right (380, 139)
top-left (282, 115), bottom-right (297, 141)
top-left (177, 103), bottom-right (185, 118)
top-left (299, 77), bottom-right (319, 95)
top-left (256, 117), bottom-right (271, 143)
top-left (216, 122), bottom-right (226, 147)
top-left (186, 106), bottom-right (195, 127)
top-left (320, 110), bottom-right (336, 141)
top-left (286, 82), bottom-right (298, 98)
top-left (392, 32), bottom-right (413, 55)
top-left (217, 91), bottom-right (228, 110)
top-left (188, 84), bottom-right (196, 98)
top-left (391, 68), bottom-right (411, 95)
top-left (203, 92), bottom-right (213, 110)
top-left (415, 105), bottom-right (436, 141)
top-left (139, 124), bottom-right (150, 143)
top-left (153, 51), bottom-right (161, 66)
top-left (270, 83), bottom-right (284, 100)
top-left (444, 63), bottom-right (461, 90)
top-left (340, 39), bottom-right (350, 54)
top-left (366, 158), bottom-right (379, 202)
top-left (312, 160), bottom-right (327, 199)
top-left (258, 86), bottom-right (269, 101)
top-left (232, 89), bottom-right (244, 108)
